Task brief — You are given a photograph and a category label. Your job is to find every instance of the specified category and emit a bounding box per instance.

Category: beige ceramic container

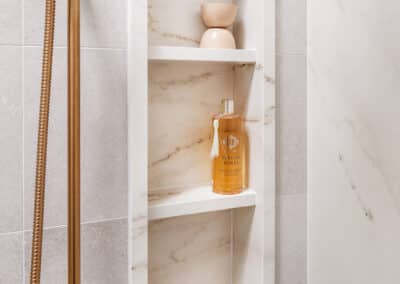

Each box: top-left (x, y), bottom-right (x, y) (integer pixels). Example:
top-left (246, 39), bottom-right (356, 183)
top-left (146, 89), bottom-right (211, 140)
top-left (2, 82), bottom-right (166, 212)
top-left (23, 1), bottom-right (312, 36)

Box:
top-left (200, 28), bottom-right (236, 49)
top-left (201, 3), bottom-right (238, 28)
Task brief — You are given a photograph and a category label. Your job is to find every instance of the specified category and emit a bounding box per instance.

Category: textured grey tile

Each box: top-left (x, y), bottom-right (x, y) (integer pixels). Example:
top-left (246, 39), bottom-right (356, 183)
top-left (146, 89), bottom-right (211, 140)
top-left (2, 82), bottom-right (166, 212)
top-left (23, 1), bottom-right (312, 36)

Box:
top-left (24, 219), bottom-right (127, 284)
top-left (23, 47), bottom-right (67, 230)
top-left (0, 233), bottom-right (23, 284)
top-left (0, 47), bottom-right (22, 233)
top-left (81, 0), bottom-right (127, 48)
top-left (24, 0), bottom-right (126, 48)
top-left (24, 227), bottom-right (67, 284)
top-left (0, 0), bottom-right (22, 44)
top-left (277, 55), bottom-right (306, 195)
top-left (82, 219), bottom-right (128, 284)
top-left (277, 0), bottom-right (306, 54)
top-left (81, 49), bottom-right (127, 222)
top-left (24, 0), bottom-right (67, 46)
top-left (277, 193), bottom-right (307, 284)
top-left (24, 48), bottom-right (127, 229)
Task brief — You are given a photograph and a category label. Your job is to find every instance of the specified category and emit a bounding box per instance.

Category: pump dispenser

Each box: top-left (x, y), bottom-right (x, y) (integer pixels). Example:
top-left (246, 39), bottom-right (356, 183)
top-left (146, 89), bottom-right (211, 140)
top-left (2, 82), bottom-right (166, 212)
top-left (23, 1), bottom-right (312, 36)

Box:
top-left (211, 98), bottom-right (245, 194)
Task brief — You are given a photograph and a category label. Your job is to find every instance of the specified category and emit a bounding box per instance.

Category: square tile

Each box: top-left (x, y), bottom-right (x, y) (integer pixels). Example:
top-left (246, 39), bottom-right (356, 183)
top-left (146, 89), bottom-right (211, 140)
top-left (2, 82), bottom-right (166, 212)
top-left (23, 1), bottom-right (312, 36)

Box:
top-left (0, 233), bottom-right (23, 284)
top-left (277, 0), bottom-right (307, 54)
top-left (81, 0), bottom-right (127, 48)
top-left (24, 0), bottom-right (126, 48)
top-left (82, 219), bottom-right (128, 284)
top-left (81, 49), bottom-right (127, 222)
top-left (23, 47), bottom-right (67, 230)
top-left (277, 193), bottom-right (307, 284)
top-left (0, 46), bottom-right (22, 233)
top-left (24, 48), bottom-right (128, 229)
top-left (277, 55), bottom-right (307, 195)
top-left (0, 0), bottom-right (22, 44)
top-left (24, 219), bottom-right (127, 284)
top-left (24, 227), bottom-right (67, 284)
top-left (24, 0), bottom-right (67, 46)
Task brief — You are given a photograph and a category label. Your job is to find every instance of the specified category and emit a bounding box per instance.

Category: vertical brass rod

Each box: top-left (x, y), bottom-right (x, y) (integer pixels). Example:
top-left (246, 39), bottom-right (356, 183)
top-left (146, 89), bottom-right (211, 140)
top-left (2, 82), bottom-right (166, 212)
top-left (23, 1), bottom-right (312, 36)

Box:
top-left (68, 0), bottom-right (81, 283)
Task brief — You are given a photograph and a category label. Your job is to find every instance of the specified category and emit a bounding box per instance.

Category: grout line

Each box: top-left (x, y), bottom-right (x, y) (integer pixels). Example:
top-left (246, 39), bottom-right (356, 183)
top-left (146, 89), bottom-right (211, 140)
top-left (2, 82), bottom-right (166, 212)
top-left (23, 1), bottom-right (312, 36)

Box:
top-left (21, 0), bottom-right (26, 281)
top-left (22, 216), bottom-right (129, 233)
top-left (278, 191), bottom-right (307, 197)
top-left (0, 230), bottom-right (24, 237)
top-left (27, 44), bottom-right (125, 51)
top-left (80, 216), bottom-right (129, 226)
top-left (0, 43), bottom-right (23, 47)
top-left (0, 43), bottom-right (126, 52)
top-left (276, 52), bottom-right (307, 56)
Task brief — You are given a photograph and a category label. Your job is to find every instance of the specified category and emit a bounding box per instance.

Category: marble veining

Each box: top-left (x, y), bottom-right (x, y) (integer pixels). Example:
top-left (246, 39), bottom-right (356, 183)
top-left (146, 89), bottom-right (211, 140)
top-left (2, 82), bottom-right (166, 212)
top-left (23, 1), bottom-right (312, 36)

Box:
top-left (338, 153), bottom-right (374, 221)
top-left (150, 72), bottom-right (213, 91)
top-left (264, 106), bottom-right (276, 126)
top-left (148, 190), bottom-right (183, 203)
top-left (149, 211), bottom-right (231, 284)
top-left (149, 63), bottom-right (233, 191)
top-left (149, 137), bottom-right (207, 168)
top-left (148, 0), bottom-right (205, 46)
top-left (264, 75), bottom-right (275, 84)
top-left (309, 1), bottom-right (400, 283)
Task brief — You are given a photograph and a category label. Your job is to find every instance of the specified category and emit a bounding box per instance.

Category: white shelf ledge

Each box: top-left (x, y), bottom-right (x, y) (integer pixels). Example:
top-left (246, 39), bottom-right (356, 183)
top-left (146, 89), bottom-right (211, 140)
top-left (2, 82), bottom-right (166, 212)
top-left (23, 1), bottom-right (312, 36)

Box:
top-left (148, 46), bottom-right (256, 64)
top-left (148, 185), bottom-right (256, 221)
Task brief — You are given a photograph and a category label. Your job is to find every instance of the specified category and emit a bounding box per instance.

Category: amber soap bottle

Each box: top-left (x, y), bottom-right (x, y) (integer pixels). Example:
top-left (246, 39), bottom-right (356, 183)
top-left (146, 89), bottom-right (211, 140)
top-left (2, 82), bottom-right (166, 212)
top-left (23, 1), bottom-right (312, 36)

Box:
top-left (211, 98), bottom-right (245, 194)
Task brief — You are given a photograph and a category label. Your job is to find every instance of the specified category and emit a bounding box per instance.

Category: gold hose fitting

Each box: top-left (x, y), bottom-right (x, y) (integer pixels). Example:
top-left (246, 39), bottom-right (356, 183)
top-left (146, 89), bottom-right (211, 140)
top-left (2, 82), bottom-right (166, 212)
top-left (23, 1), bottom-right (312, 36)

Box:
top-left (30, 0), bottom-right (56, 283)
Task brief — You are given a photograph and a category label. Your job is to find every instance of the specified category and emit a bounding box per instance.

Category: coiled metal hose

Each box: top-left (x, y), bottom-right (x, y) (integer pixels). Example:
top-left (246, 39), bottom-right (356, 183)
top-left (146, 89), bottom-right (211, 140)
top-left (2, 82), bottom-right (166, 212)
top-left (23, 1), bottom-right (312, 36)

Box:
top-left (30, 0), bottom-right (56, 283)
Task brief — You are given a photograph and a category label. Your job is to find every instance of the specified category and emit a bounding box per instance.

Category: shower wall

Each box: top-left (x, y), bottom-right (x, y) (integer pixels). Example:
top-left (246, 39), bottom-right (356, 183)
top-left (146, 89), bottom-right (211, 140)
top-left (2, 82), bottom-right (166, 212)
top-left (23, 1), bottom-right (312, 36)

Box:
top-left (309, 1), bottom-right (400, 283)
top-left (0, 0), bottom-right (128, 283)
top-left (0, 0), bottom-right (307, 283)
top-left (276, 0), bottom-right (307, 283)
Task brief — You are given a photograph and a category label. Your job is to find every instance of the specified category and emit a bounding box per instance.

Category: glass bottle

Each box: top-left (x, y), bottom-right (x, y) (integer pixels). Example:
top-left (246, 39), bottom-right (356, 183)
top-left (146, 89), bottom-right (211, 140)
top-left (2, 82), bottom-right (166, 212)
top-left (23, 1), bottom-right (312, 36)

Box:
top-left (211, 98), bottom-right (245, 194)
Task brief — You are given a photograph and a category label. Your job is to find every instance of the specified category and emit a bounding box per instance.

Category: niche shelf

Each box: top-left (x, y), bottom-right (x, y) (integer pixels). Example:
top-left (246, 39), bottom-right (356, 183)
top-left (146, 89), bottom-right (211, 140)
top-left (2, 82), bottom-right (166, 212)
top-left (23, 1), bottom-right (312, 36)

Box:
top-left (148, 46), bottom-right (257, 64)
top-left (148, 186), bottom-right (256, 220)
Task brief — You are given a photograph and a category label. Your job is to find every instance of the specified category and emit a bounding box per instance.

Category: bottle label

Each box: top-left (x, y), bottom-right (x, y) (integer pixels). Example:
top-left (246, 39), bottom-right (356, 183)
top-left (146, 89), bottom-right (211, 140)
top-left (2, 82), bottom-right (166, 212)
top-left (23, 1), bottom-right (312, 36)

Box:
top-left (212, 128), bottom-right (243, 192)
top-left (222, 134), bottom-right (239, 150)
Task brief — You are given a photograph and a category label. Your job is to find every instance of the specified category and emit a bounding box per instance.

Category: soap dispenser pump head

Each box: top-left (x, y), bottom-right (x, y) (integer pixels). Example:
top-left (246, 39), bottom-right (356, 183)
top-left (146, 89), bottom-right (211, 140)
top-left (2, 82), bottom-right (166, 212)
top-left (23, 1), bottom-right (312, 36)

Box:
top-left (223, 98), bottom-right (234, 114)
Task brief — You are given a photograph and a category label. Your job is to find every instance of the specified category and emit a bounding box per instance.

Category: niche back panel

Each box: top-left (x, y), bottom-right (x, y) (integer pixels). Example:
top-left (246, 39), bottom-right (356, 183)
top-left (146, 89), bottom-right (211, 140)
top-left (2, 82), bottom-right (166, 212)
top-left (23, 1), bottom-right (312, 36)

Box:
top-left (149, 211), bottom-right (231, 284)
top-left (148, 62), bottom-right (233, 191)
top-left (148, 0), bottom-right (205, 47)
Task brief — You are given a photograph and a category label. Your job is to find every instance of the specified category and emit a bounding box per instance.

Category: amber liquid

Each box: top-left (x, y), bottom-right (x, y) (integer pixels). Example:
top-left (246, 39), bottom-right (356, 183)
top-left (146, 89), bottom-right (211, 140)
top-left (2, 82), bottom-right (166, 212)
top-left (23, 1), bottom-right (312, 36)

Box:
top-left (212, 114), bottom-right (244, 194)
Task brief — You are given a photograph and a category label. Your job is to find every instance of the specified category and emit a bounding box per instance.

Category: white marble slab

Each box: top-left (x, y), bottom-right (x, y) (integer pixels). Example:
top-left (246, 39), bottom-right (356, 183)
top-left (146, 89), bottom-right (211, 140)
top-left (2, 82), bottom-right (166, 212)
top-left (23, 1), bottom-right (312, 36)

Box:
top-left (309, 1), bottom-right (400, 283)
top-left (148, 62), bottom-right (233, 191)
top-left (148, 0), bottom-right (205, 47)
top-left (128, 0), bottom-right (148, 282)
top-left (149, 211), bottom-right (231, 284)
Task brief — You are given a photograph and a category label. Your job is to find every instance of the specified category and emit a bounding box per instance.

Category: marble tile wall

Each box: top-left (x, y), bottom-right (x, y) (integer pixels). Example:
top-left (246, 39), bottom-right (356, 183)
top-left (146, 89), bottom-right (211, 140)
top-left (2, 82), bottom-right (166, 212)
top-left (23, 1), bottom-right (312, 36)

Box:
top-left (148, 0), bottom-right (204, 47)
top-left (309, 1), bottom-right (400, 283)
top-left (147, 2), bottom-right (235, 280)
top-left (147, 2), bottom-right (259, 283)
top-left (148, 62), bottom-right (233, 192)
top-left (276, 0), bottom-right (307, 283)
top-left (0, 0), bottom-right (307, 283)
top-left (0, 0), bottom-right (128, 283)
top-left (149, 212), bottom-right (231, 284)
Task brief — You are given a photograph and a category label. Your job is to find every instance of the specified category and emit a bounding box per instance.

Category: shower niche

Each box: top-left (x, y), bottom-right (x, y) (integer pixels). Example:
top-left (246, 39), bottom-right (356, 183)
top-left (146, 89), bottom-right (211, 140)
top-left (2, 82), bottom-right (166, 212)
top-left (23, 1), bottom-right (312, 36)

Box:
top-left (128, 0), bottom-right (275, 283)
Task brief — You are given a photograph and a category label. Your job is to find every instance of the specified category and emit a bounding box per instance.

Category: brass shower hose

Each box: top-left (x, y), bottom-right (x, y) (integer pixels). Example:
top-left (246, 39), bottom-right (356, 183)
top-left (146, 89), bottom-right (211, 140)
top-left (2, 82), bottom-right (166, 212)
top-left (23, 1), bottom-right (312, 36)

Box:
top-left (30, 0), bottom-right (56, 283)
